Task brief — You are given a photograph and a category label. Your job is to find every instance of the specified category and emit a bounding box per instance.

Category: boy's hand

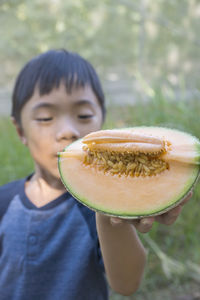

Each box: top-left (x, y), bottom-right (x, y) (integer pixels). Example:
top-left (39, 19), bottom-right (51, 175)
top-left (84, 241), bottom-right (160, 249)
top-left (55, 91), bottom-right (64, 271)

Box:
top-left (110, 190), bottom-right (193, 233)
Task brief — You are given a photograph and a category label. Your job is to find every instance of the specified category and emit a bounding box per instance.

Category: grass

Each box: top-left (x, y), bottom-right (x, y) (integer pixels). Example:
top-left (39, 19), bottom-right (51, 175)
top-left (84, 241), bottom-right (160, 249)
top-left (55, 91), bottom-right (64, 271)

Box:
top-left (0, 92), bottom-right (200, 299)
top-left (0, 117), bottom-right (33, 184)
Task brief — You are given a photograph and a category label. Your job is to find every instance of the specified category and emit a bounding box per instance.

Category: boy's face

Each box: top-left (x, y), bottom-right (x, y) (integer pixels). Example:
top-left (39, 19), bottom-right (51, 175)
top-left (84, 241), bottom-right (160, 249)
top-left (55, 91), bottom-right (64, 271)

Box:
top-left (16, 82), bottom-right (103, 181)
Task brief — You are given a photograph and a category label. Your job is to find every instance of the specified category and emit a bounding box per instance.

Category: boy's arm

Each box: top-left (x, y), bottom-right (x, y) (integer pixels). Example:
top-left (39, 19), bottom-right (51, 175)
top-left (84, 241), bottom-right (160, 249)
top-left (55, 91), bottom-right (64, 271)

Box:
top-left (96, 213), bottom-right (147, 296)
top-left (96, 191), bottom-right (193, 296)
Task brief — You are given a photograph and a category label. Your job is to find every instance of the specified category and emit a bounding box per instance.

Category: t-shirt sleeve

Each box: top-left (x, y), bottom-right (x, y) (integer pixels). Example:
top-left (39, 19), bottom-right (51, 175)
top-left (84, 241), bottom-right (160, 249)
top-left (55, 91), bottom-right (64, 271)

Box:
top-left (0, 179), bottom-right (25, 221)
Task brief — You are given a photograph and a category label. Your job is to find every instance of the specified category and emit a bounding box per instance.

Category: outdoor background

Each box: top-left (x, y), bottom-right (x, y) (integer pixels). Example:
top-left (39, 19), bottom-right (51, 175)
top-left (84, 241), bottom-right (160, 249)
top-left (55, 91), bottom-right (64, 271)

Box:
top-left (0, 0), bottom-right (200, 299)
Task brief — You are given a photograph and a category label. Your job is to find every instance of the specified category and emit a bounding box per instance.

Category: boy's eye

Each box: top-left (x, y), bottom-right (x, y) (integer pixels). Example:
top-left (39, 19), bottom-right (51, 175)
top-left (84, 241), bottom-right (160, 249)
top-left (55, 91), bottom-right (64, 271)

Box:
top-left (36, 117), bottom-right (53, 122)
top-left (78, 114), bottom-right (94, 119)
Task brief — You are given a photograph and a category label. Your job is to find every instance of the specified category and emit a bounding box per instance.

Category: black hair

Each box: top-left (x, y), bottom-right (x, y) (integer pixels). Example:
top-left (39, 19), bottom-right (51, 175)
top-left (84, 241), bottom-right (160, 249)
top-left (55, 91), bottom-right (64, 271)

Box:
top-left (11, 49), bottom-right (106, 124)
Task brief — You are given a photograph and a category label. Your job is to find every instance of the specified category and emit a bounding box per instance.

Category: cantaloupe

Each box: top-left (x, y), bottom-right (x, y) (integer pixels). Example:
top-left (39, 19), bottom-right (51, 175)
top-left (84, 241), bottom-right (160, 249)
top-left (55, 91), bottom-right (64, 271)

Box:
top-left (58, 127), bottom-right (200, 218)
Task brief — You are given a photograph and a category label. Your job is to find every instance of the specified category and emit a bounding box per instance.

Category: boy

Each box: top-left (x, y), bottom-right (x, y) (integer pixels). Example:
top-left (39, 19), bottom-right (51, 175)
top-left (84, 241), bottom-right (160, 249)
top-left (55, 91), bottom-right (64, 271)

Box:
top-left (0, 49), bottom-right (192, 299)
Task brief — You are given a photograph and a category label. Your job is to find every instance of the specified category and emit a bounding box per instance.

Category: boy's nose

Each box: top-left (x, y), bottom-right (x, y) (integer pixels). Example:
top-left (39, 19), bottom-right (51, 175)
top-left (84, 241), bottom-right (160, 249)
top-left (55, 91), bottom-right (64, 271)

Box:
top-left (56, 119), bottom-right (80, 142)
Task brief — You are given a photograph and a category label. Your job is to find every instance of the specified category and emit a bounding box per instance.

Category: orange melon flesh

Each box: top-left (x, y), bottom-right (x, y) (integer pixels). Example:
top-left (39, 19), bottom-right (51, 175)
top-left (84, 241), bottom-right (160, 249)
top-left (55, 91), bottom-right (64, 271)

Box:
top-left (58, 127), bottom-right (200, 218)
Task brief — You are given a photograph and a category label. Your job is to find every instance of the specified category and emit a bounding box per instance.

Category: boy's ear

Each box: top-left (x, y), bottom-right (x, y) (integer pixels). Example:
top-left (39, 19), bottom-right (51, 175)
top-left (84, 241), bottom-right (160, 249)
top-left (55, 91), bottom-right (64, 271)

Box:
top-left (11, 117), bottom-right (27, 146)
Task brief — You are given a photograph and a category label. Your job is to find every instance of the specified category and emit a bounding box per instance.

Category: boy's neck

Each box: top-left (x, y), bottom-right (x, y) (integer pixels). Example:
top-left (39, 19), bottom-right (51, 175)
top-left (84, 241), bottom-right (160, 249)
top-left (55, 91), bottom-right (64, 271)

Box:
top-left (25, 173), bottom-right (66, 208)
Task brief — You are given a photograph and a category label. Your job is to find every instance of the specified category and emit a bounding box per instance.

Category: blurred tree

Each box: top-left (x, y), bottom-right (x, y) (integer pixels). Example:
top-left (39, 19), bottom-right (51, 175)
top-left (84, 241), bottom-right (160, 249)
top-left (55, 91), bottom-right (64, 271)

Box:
top-left (0, 0), bottom-right (199, 97)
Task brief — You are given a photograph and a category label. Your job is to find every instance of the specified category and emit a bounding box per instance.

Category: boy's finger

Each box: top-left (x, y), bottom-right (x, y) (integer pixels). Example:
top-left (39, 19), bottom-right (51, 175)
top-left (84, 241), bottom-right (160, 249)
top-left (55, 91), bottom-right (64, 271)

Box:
top-left (133, 218), bottom-right (155, 233)
top-left (110, 217), bottom-right (155, 233)
top-left (160, 215), bottom-right (178, 225)
top-left (180, 190), bottom-right (193, 206)
top-left (155, 205), bottom-right (182, 224)
top-left (110, 217), bottom-right (123, 226)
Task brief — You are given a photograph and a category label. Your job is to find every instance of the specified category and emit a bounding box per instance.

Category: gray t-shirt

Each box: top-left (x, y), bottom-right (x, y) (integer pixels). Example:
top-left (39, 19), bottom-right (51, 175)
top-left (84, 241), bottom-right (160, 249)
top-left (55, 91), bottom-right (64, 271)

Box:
top-left (0, 176), bottom-right (108, 300)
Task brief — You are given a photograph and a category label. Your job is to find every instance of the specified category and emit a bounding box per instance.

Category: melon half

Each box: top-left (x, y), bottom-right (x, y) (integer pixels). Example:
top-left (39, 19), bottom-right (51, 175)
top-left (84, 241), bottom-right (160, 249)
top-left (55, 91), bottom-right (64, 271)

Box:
top-left (58, 127), bottom-right (200, 218)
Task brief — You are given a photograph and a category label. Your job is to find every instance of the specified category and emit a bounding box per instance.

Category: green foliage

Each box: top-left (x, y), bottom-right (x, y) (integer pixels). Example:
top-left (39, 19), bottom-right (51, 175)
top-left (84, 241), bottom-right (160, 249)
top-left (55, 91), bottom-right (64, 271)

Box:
top-left (104, 91), bottom-right (200, 139)
top-left (0, 117), bottom-right (33, 184)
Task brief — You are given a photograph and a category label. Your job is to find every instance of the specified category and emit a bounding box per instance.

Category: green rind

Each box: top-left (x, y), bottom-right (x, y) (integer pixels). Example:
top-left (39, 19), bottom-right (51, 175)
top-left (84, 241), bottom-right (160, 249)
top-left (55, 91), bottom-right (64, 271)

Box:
top-left (195, 142), bottom-right (200, 164)
top-left (59, 168), bottom-right (199, 219)
top-left (58, 127), bottom-right (200, 219)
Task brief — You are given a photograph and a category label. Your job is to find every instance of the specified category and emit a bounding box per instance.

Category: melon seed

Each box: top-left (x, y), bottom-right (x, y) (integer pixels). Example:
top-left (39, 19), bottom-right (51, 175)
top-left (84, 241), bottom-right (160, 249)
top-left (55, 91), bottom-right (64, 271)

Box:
top-left (83, 146), bottom-right (169, 177)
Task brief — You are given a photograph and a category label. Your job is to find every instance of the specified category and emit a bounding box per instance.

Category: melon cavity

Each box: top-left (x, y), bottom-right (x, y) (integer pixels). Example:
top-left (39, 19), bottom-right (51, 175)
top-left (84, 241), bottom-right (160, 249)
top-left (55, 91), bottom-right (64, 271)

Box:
top-left (58, 127), bottom-right (200, 218)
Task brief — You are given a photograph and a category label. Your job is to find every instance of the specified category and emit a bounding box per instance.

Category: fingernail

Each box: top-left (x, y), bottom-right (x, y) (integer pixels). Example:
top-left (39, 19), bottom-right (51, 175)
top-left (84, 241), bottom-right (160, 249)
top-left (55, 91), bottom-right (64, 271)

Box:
top-left (141, 218), bottom-right (153, 226)
top-left (110, 217), bottom-right (122, 225)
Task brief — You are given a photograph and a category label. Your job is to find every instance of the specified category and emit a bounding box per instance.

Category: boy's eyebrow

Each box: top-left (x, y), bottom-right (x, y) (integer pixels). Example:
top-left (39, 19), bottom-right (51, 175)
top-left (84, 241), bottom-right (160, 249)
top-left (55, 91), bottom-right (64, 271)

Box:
top-left (32, 102), bottom-right (56, 111)
top-left (74, 99), bottom-right (96, 107)
top-left (32, 99), bottom-right (96, 111)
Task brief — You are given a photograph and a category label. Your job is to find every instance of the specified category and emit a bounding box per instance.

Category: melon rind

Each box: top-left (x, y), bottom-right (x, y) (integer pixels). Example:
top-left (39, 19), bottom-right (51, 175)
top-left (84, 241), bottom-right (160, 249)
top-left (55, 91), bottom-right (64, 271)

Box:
top-left (196, 142), bottom-right (200, 164)
top-left (58, 159), bottom-right (199, 218)
top-left (58, 127), bottom-right (200, 219)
